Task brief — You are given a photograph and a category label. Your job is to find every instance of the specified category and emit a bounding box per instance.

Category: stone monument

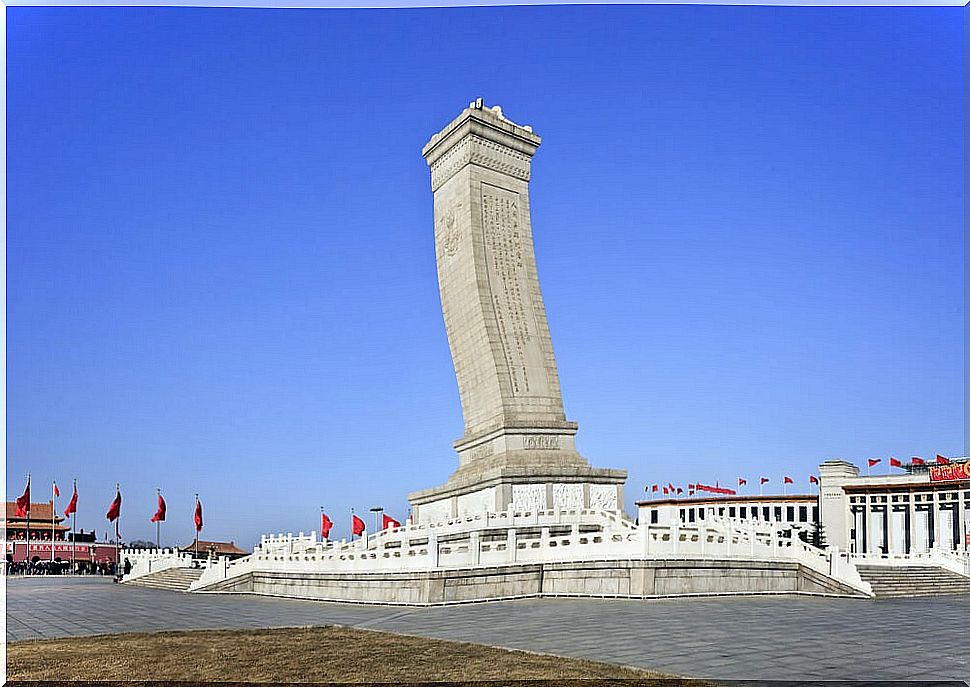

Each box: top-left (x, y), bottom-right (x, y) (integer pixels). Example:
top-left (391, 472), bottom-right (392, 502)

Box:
top-left (409, 100), bottom-right (627, 523)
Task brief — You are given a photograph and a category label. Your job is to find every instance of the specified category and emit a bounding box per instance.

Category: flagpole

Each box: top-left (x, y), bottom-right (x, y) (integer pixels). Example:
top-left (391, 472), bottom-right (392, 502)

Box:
top-left (51, 483), bottom-right (56, 562)
top-left (194, 494), bottom-right (199, 559)
top-left (116, 483), bottom-right (121, 579)
top-left (71, 479), bottom-right (77, 573)
top-left (156, 489), bottom-right (161, 549)
top-left (25, 473), bottom-right (31, 570)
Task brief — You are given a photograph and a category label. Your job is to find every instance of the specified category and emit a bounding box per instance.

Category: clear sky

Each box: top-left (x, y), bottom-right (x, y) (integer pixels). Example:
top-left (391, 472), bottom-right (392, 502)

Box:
top-left (7, 6), bottom-right (963, 548)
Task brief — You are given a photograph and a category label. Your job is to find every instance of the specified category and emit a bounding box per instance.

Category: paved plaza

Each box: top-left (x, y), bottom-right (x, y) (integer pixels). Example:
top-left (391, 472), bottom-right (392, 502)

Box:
top-left (6, 576), bottom-right (969, 681)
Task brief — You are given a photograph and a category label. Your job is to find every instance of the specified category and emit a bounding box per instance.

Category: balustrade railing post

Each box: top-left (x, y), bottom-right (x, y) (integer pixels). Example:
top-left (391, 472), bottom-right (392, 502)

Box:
top-left (429, 533), bottom-right (439, 568)
top-left (470, 531), bottom-right (481, 566)
top-left (507, 528), bottom-right (517, 564)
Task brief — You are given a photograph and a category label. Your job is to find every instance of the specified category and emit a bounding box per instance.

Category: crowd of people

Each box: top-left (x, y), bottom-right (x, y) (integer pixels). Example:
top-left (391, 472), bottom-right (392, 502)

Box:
top-left (4, 559), bottom-right (120, 576)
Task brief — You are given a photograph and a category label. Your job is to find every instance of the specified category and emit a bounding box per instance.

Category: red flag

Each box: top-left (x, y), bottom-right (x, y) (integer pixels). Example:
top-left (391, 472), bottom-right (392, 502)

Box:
top-left (911, 456), bottom-right (925, 465)
top-left (662, 486), bottom-right (669, 495)
top-left (382, 513), bottom-right (401, 530)
top-left (738, 477), bottom-right (747, 486)
top-left (760, 477), bottom-right (769, 485)
top-left (667, 482), bottom-right (675, 492)
top-left (321, 512), bottom-right (333, 539)
top-left (53, 482), bottom-right (60, 498)
top-left (676, 487), bottom-right (683, 495)
top-left (889, 457), bottom-right (902, 468)
top-left (15, 477), bottom-right (31, 518)
top-left (809, 475), bottom-right (819, 485)
top-left (194, 498), bottom-right (203, 532)
top-left (936, 454), bottom-right (949, 465)
top-left (64, 484), bottom-right (78, 517)
top-left (688, 488), bottom-right (695, 496)
top-left (352, 513), bottom-right (366, 536)
top-left (151, 493), bottom-right (166, 523)
top-left (867, 458), bottom-right (881, 467)
top-left (106, 489), bottom-right (121, 522)
top-left (651, 484), bottom-right (658, 493)
top-left (695, 483), bottom-right (737, 496)
top-left (784, 476), bottom-right (794, 484)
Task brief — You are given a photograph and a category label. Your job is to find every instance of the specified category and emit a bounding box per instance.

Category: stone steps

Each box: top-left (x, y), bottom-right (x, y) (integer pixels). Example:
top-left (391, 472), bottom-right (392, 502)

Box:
top-left (856, 565), bottom-right (970, 598)
top-left (123, 567), bottom-right (203, 592)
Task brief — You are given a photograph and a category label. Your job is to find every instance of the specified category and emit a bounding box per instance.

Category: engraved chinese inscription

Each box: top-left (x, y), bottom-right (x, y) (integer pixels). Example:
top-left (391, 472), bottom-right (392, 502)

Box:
top-left (481, 184), bottom-right (550, 398)
top-left (524, 435), bottom-right (560, 450)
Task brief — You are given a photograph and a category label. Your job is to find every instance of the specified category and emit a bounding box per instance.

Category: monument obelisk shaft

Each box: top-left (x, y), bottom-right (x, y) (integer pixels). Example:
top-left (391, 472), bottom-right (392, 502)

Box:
top-left (409, 101), bottom-right (626, 523)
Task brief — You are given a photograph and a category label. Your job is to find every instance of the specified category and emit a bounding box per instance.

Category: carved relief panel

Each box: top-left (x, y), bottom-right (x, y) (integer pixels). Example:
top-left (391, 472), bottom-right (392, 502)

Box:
top-left (511, 484), bottom-right (547, 512)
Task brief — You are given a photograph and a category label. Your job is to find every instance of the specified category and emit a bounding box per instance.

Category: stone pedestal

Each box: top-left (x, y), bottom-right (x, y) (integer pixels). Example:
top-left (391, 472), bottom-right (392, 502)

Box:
top-left (409, 101), bottom-right (626, 523)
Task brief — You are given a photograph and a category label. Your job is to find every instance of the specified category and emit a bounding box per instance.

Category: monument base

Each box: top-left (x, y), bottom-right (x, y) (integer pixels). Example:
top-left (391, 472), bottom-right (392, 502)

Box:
top-left (408, 461), bottom-right (627, 524)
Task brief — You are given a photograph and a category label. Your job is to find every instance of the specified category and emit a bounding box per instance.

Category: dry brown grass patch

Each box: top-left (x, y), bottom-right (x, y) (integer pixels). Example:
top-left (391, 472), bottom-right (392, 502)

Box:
top-left (6, 626), bottom-right (701, 685)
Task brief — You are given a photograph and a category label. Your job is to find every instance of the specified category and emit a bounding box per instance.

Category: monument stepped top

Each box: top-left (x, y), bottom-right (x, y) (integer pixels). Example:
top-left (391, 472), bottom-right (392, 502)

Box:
top-left (422, 99), bottom-right (541, 163)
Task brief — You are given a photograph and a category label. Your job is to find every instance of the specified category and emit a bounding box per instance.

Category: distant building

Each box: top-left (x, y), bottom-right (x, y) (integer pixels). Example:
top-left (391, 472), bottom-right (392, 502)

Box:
top-left (820, 458), bottom-right (969, 554)
top-left (179, 539), bottom-right (249, 560)
top-left (4, 500), bottom-right (69, 541)
top-left (3, 500), bottom-right (119, 565)
top-left (636, 458), bottom-right (970, 555)
top-left (638, 494), bottom-right (817, 532)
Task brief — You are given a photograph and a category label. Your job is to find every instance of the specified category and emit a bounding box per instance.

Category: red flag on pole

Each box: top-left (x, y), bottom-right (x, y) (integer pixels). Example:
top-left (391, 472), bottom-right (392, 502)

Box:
top-left (15, 477), bottom-right (31, 518)
top-left (676, 487), bottom-right (683, 495)
top-left (320, 512), bottom-right (333, 539)
top-left (911, 456), bottom-right (925, 465)
top-left (760, 477), bottom-right (769, 485)
top-left (935, 454), bottom-right (949, 465)
top-left (53, 482), bottom-right (60, 498)
top-left (106, 489), bottom-right (121, 522)
top-left (194, 498), bottom-right (203, 532)
top-left (151, 493), bottom-right (167, 523)
top-left (651, 484), bottom-right (658, 493)
top-left (889, 457), bottom-right (902, 468)
top-left (809, 475), bottom-right (819, 485)
top-left (738, 477), bottom-right (747, 486)
top-left (695, 483), bottom-right (737, 495)
top-left (352, 513), bottom-right (366, 536)
top-left (784, 476), bottom-right (794, 485)
top-left (64, 484), bottom-right (78, 517)
top-left (382, 513), bottom-right (401, 530)
top-left (662, 487), bottom-right (669, 495)
top-left (867, 458), bottom-right (881, 467)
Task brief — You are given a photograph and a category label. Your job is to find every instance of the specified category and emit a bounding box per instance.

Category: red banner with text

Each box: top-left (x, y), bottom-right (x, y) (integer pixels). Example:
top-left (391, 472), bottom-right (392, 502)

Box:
top-left (928, 460), bottom-right (970, 483)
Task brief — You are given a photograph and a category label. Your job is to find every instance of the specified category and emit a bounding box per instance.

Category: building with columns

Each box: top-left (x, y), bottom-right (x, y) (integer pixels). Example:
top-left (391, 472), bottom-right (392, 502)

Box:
top-left (638, 459), bottom-right (969, 556)
top-left (820, 458), bottom-right (969, 555)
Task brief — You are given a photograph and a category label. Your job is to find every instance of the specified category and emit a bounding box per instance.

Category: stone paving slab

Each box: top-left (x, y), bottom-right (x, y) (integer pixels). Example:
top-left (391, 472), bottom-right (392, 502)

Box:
top-left (5, 576), bottom-right (969, 681)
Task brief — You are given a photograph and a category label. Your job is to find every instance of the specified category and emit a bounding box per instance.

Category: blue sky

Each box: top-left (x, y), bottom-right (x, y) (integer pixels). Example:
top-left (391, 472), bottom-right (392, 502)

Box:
top-left (7, 6), bottom-right (963, 548)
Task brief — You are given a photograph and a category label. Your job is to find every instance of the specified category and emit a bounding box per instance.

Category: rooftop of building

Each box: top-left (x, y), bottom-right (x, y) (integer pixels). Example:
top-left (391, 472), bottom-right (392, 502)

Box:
top-left (179, 539), bottom-right (249, 557)
top-left (636, 493), bottom-right (816, 507)
top-left (4, 501), bottom-right (65, 524)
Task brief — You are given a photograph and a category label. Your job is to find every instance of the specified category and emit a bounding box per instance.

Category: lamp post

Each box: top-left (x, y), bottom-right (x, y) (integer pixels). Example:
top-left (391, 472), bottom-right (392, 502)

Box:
top-left (370, 507), bottom-right (383, 535)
